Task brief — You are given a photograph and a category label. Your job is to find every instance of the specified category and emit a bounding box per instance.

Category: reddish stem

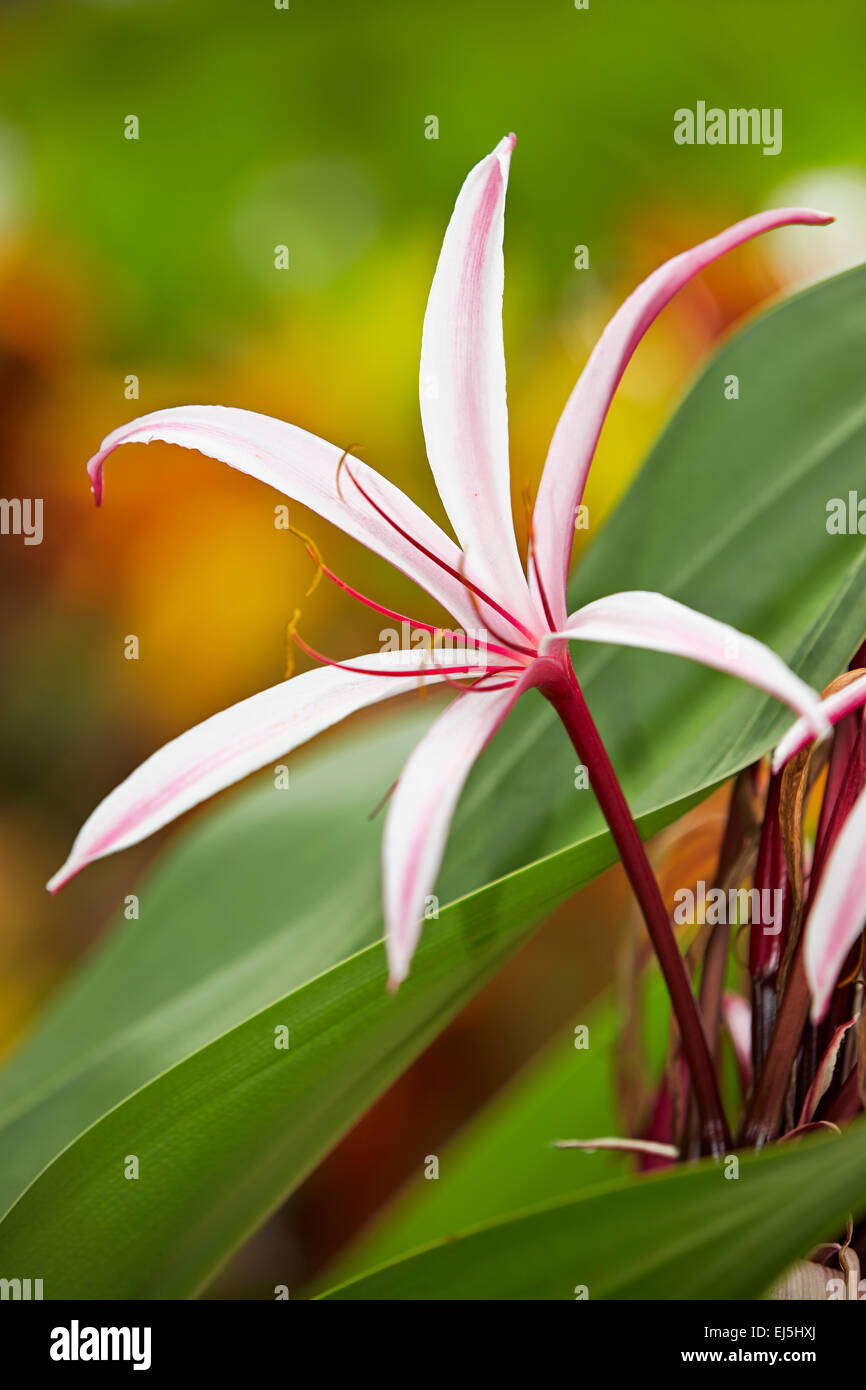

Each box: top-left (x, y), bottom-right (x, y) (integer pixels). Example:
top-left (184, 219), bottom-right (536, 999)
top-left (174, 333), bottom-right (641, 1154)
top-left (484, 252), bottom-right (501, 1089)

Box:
top-left (542, 658), bottom-right (731, 1157)
top-left (702, 767), bottom-right (758, 1059)
top-left (739, 946), bottom-right (810, 1148)
top-left (749, 773), bottom-right (790, 1078)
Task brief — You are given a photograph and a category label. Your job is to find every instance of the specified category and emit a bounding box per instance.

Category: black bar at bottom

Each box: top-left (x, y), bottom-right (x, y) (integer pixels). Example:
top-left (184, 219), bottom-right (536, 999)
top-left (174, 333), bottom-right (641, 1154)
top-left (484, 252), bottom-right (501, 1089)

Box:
top-left (0, 1298), bottom-right (858, 1374)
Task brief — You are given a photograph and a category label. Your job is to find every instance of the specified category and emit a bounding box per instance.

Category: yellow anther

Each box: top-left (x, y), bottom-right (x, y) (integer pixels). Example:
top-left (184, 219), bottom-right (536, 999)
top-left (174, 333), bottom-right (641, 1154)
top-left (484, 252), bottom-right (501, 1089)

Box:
top-left (287, 523), bottom-right (325, 597)
top-left (284, 607), bottom-right (302, 679)
top-left (335, 444), bottom-right (360, 503)
top-left (522, 483), bottom-right (537, 556)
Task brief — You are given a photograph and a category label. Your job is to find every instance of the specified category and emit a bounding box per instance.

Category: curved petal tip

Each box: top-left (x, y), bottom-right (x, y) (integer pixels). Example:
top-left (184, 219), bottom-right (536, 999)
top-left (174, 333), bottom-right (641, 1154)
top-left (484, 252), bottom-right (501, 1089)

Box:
top-left (87, 453), bottom-right (105, 506)
top-left (492, 132), bottom-right (515, 174)
top-left (772, 206), bottom-right (835, 227)
top-left (46, 858), bottom-right (82, 895)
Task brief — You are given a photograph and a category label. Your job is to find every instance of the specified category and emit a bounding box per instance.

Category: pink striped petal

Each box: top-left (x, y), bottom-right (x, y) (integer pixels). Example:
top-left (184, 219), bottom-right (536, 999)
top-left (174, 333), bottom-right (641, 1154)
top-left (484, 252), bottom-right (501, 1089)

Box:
top-left (721, 992), bottom-right (752, 1089)
top-left (47, 651), bottom-right (452, 894)
top-left (805, 784), bottom-right (866, 1022)
top-left (419, 135), bottom-right (541, 639)
top-left (86, 406), bottom-right (479, 630)
top-left (773, 672), bottom-right (866, 772)
top-left (530, 208), bottom-right (834, 626)
top-left (383, 674), bottom-right (526, 986)
top-left (545, 591), bottom-right (828, 731)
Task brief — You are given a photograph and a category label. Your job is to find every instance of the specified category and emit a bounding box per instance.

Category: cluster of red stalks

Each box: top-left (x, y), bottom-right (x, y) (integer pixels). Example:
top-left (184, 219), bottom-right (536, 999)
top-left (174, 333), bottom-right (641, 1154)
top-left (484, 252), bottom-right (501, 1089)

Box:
top-left (630, 642), bottom-right (866, 1206)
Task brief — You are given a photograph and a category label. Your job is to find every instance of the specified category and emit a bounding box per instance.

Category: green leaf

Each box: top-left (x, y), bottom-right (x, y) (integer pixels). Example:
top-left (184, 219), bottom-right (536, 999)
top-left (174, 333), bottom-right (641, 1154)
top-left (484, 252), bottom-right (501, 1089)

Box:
top-left (0, 804), bottom-right (680, 1299)
top-left (0, 715), bottom-right (427, 1218)
top-left (321, 1121), bottom-right (866, 1300)
top-left (2, 264), bottom-right (866, 1295)
top-left (323, 976), bottom-right (672, 1289)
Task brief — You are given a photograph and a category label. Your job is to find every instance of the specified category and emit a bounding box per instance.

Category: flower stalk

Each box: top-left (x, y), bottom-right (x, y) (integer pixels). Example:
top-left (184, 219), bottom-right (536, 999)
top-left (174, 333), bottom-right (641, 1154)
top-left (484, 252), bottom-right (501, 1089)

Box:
top-left (541, 658), bottom-right (731, 1157)
top-left (742, 676), bottom-right (866, 1147)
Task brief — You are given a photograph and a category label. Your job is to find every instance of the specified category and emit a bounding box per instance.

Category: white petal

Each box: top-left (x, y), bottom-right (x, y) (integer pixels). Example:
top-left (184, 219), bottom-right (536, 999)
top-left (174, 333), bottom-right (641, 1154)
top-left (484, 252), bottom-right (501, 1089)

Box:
top-left (721, 992), bottom-right (752, 1088)
top-left (530, 208), bottom-right (834, 626)
top-left (48, 651), bottom-right (453, 893)
top-left (87, 405), bottom-right (479, 630)
top-left (383, 676), bottom-right (525, 985)
top-left (553, 1137), bottom-right (679, 1159)
top-left (773, 673), bottom-right (866, 772)
top-left (804, 785), bottom-right (866, 1022)
top-left (545, 590), bottom-right (827, 731)
top-left (420, 135), bottom-right (541, 639)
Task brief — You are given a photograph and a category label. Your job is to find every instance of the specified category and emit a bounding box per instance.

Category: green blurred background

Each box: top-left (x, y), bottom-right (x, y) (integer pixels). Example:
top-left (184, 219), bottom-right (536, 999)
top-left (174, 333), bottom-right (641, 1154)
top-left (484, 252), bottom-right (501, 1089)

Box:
top-left (1, 0), bottom-right (864, 1290)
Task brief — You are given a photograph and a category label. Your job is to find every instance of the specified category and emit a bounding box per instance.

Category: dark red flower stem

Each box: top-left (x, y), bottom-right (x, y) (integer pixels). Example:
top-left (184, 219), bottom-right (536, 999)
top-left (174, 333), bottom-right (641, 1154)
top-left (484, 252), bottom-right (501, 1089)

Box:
top-left (739, 948), bottom-right (810, 1148)
top-left (701, 767), bottom-right (759, 1059)
top-left (542, 658), bottom-right (731, 1157)
top-left (749, 772), bottom-right (790, 1078)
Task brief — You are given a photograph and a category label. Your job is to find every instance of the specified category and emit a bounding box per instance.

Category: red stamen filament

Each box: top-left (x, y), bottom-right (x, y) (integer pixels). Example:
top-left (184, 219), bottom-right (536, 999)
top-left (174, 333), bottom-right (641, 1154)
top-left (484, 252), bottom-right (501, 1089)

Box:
top-left (335, 445), bottom-right (360, 503)
top-left (522, 486), bottom-right (557, 632)
top-left (310, 547), bottom-right (521, 664)
top-left (339, 458), bottom-right (539, 649)
top-left (529, 543), bottom-right (557, 633)
top-left (290, 627), bottom-right (522, 682)
top-left (457, 552), bottom-right (537, 660)
top-left (436, 668), bottom-right (520, 695)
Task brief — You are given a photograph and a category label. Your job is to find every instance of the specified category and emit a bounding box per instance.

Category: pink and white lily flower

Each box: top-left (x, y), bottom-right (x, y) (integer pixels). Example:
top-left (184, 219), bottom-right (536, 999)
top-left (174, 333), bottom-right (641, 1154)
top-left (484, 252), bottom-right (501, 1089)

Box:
top-left (48, 134), bottom-right (830, 988)
top-left (773, 672), bottom-right (866, 1022)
